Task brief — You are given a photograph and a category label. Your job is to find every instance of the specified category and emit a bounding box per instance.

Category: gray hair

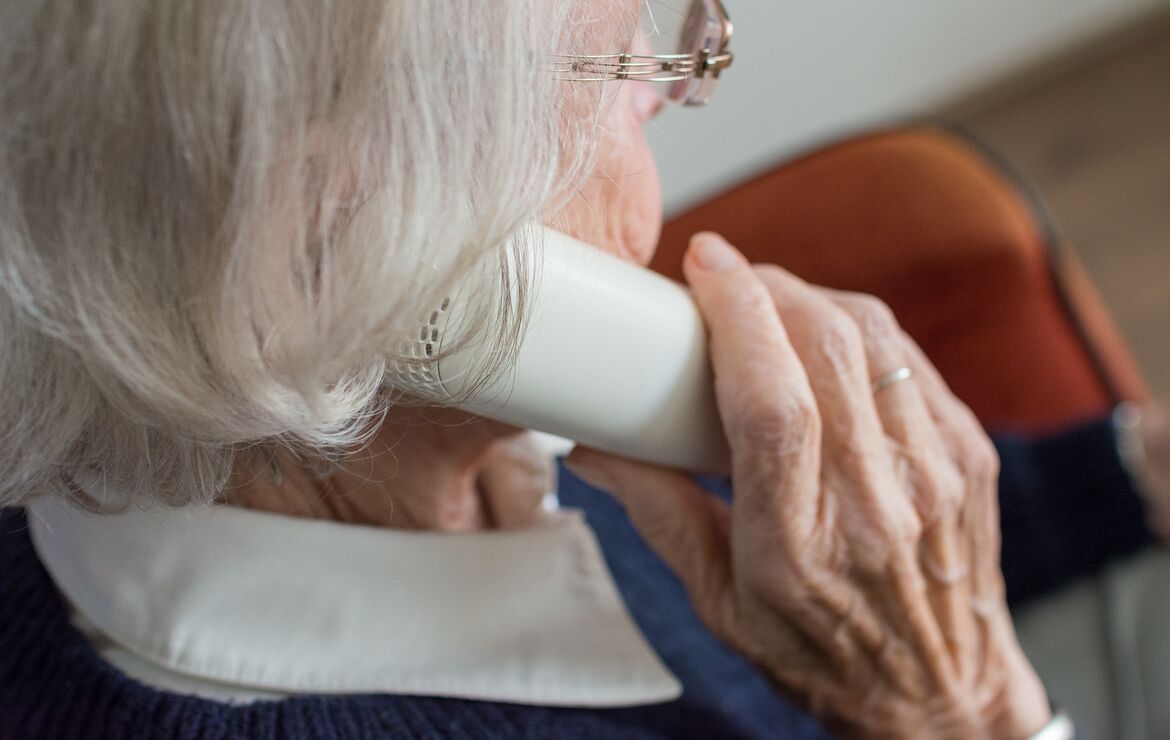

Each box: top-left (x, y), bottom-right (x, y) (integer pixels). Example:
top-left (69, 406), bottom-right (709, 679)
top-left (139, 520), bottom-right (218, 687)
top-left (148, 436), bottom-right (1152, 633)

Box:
top-left (0, 1), bottom-right (631, 508)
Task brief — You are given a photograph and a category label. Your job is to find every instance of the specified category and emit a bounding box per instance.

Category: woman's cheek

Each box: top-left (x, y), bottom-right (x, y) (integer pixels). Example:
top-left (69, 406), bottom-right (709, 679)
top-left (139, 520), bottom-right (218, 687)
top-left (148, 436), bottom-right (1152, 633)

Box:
top-left (604, 115), bottom-right (663, 265)
top-left (548, 86), bottom-right (664, 266)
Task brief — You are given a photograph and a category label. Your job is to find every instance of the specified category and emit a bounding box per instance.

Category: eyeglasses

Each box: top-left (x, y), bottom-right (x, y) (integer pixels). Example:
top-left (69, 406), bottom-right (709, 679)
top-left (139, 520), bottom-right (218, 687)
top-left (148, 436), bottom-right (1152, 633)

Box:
top-left (552, 0), bottom-right (734, 107)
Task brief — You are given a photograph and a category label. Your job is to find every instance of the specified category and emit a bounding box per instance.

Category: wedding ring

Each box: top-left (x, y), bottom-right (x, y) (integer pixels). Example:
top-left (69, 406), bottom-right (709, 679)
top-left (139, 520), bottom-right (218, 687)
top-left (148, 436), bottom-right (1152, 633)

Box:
top-left (871, 366), bottom-right (914, 395)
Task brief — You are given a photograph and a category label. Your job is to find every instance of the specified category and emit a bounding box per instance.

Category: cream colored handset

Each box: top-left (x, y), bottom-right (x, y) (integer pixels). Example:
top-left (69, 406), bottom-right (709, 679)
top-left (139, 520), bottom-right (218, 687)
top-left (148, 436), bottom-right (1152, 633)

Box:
top-left (389, 228), bottom-right (731, 474)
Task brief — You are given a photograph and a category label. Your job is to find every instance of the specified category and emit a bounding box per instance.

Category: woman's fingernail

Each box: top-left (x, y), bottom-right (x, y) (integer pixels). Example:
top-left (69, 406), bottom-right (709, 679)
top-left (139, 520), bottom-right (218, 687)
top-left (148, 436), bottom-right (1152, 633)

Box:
top-left (563, 460), bottom-right (616, 493)
top-left (691, 234), bottom-right (739, 272)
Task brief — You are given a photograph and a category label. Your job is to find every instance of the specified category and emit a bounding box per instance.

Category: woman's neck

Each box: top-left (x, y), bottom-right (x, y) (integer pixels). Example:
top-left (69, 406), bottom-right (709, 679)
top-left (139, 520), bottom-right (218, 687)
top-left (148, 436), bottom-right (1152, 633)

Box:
top-left (224, 407), bottom-right (552, 531)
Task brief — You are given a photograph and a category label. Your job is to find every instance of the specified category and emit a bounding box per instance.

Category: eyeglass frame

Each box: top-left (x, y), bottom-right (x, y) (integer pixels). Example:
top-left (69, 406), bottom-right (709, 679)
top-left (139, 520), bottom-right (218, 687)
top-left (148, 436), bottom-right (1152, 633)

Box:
top-left (550, 0), bottom-right (734, 107)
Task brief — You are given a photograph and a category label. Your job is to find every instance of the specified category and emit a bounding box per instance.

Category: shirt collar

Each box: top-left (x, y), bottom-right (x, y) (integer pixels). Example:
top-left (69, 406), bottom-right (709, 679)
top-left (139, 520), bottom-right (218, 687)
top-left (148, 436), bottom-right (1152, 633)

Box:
top-left (27, 494), bottom-right (681, 707)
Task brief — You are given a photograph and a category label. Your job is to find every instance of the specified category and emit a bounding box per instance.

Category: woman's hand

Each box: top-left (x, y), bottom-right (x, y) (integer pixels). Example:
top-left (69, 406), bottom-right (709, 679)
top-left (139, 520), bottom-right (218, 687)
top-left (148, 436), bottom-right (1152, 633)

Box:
top-left (566, 233), bottom-right (1051, 738)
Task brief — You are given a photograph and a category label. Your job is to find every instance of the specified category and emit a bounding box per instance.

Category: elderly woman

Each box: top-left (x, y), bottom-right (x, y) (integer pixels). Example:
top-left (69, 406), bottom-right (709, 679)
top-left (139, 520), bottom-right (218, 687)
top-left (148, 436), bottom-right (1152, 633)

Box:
top-left (2, 1), bottom-right (1167, 738)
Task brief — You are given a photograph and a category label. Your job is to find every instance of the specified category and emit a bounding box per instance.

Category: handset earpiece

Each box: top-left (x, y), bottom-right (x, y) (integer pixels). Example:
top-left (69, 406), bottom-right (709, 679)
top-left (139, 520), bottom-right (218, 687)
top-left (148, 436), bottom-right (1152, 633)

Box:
top-left (390, 227), bottom-right (730, 474)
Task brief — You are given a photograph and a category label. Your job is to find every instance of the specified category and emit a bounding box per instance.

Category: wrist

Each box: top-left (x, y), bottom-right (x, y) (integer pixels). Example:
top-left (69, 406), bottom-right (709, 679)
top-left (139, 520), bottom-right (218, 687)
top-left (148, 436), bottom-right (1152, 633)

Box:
top-left (987, 644), bottom-right (1053, 738)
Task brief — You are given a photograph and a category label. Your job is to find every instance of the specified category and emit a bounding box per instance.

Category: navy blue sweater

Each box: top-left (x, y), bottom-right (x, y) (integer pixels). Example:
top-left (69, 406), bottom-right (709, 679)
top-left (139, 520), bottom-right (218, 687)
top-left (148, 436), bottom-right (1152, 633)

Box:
top-left (0, 417), bottom-right (1148, 739)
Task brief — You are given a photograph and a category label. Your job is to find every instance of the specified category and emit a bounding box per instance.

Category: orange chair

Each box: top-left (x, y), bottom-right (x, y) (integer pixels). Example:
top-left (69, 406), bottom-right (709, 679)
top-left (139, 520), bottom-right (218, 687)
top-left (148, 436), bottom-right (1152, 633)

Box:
top-left (652, 124), bottom-right (1149, 434)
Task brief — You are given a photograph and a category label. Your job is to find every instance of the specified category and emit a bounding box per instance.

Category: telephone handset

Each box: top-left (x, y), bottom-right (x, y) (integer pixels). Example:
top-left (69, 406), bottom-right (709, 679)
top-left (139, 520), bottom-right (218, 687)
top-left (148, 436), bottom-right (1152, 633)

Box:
top-left (389, 228), bottom-right (731, 474)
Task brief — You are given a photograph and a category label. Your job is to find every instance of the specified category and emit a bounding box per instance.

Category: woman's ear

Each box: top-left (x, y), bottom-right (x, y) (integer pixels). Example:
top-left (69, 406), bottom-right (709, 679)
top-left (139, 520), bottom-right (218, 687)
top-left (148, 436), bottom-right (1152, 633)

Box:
top-left (265, 125), bottom-right (361, 251)
top-left (227, 123), bottom-right (366, 390)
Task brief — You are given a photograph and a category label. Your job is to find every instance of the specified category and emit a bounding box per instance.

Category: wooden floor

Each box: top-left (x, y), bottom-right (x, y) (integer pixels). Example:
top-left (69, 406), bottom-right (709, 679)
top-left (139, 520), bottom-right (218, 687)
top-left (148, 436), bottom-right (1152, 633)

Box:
top-left (948, 9), bottom-right (1170, 399)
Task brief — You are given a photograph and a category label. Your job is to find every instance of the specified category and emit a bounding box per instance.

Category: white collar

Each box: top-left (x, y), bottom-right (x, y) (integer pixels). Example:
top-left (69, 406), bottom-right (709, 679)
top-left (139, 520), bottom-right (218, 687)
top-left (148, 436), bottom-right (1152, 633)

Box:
top-left (27, 495), bottom-right (681, 707)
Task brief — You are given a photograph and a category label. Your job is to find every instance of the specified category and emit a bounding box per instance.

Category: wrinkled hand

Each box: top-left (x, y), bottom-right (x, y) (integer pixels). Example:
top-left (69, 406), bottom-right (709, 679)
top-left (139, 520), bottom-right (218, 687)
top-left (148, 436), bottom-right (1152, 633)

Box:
top-left (567, 234), bottom-right (1050, 738)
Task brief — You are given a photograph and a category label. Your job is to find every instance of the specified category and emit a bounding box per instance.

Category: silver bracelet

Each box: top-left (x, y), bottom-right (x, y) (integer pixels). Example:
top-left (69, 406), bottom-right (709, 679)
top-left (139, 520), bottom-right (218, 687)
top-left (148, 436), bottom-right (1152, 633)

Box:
top-left (1030, 707), bottom-right (1075, 740)
top-left (1114, 402), bottom-right (1158, 502)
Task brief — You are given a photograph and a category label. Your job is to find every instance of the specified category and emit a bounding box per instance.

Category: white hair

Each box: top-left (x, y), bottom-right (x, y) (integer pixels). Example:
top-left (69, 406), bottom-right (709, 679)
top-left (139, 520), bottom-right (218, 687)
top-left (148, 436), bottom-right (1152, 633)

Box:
top-left (0, 1), bottom-right (635, 508)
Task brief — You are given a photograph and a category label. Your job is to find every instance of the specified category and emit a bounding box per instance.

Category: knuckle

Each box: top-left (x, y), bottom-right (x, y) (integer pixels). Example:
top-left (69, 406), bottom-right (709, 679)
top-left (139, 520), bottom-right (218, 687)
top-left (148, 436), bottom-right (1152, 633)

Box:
top-left (935, 397), bottom-right (1001, 483)
top-left (733, 388), bottom-right (819, 453)
top-left (844, 293), bottom-right (899, 337)
top-left (849, 489), bottom-right (924, 563)
top-left (920, 460), bottom-right (965, 521)
top-left (877, 503), bottom-right (923, 551)
top-left (900, 445), bottom-right (964, 514)
top-left (895, 490), bottom-right (926, 539)
top-left (816, 308), bottom-right (866, 369)
top-left (963, 431), bottom-right (1000, 482)
top-left (741, 568), bottom-right (789, 612)
top-left (729, 282), bottom-right (775, 319)
top-left (743, 558), bottom-right (819, 614)
top-left (801, 570), bottom-right (853, 616)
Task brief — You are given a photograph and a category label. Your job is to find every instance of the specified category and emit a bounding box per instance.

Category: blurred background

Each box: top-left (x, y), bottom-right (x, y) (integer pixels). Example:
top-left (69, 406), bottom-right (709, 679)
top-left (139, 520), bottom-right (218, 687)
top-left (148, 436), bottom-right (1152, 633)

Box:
top-left (648, 0), bottom-right (1169, 400)
top-left (647, 2), bottom-right (1169, 738)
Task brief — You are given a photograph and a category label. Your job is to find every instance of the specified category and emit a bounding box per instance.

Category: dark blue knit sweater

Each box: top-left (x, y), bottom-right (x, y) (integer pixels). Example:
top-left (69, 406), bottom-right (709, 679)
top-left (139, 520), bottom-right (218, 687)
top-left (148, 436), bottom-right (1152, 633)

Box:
top-left (0, 417), bottom-right (1148, 739)
top-left (0, 477), bottom-right (827, 740)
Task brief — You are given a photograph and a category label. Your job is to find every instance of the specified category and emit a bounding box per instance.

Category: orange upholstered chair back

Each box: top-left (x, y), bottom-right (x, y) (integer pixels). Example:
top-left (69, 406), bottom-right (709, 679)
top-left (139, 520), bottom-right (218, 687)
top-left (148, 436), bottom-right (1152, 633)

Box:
top-left (651, 126), bottom-right (1148, 433)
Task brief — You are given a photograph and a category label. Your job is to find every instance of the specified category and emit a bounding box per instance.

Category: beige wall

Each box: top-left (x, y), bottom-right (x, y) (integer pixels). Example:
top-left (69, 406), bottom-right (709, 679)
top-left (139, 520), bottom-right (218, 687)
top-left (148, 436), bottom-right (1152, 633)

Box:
top-left (650, 0), bottom-right (1170, 214)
